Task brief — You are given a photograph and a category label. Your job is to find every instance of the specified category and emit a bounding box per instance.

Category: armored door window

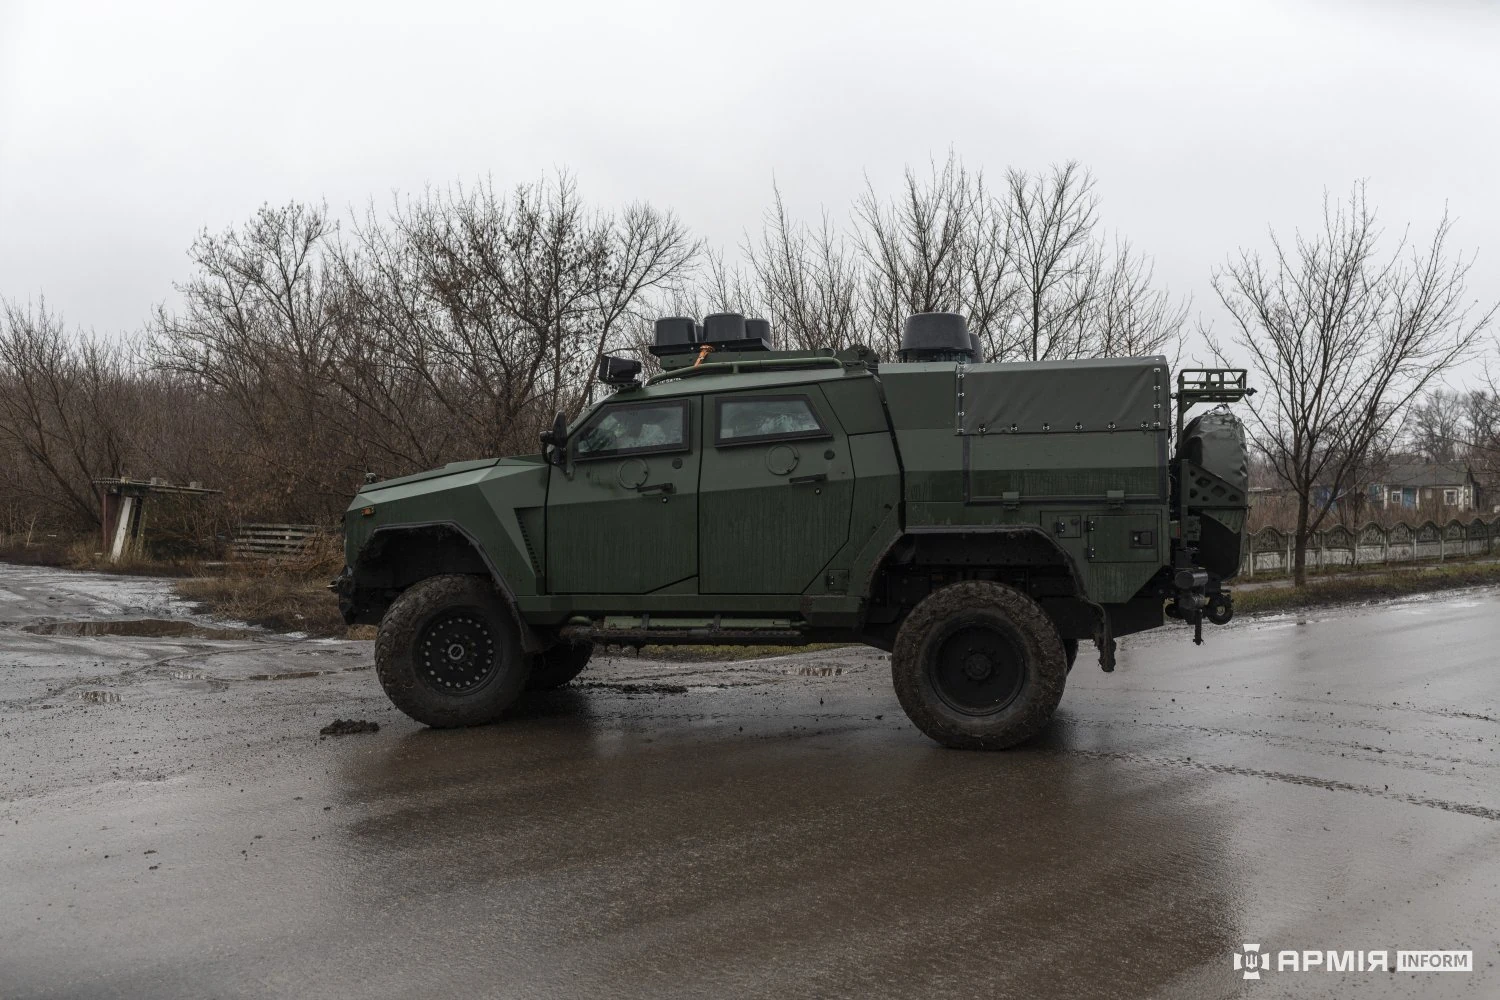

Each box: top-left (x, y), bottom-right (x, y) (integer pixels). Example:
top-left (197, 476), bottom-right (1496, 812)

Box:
top-left (573, 400), bottom-right (688, 460)
top-left (714, 395), bottom-right (827, 446)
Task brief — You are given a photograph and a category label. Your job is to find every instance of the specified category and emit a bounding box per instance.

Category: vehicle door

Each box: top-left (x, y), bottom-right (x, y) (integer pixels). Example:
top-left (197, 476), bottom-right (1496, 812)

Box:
top-left (698, 387), bottom-right (853, 593)
top-left (546, 397), bottom-right (700, 594)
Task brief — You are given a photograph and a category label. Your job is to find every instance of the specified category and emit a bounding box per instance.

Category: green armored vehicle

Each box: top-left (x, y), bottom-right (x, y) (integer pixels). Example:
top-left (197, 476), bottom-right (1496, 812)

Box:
top-left (335, 312), bottom-right (1251, 749)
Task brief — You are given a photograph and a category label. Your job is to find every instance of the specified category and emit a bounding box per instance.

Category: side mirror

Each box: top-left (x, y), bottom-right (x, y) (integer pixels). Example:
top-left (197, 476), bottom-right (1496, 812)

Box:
top-left (540, 412), bottom-right (568, 466)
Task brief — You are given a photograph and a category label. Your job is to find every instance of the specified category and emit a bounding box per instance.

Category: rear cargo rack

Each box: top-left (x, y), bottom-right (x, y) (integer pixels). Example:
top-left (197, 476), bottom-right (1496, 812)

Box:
top-left (1175, 369), bottom-right (1253, 434)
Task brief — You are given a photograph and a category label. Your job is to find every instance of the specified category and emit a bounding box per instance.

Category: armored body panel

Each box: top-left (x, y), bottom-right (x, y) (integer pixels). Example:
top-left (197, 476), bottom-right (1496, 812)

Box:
top-left (336, 312), bottom-right (1251, 749)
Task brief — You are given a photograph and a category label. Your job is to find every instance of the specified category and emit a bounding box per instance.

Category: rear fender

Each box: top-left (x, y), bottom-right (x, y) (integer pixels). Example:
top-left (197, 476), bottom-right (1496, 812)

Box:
top-left (864, 525), bottom-right (1114, 667)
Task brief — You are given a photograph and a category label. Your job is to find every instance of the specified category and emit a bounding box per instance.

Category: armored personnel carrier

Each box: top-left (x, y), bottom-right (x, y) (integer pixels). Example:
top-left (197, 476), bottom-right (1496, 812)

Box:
top-left (334, 312), bottom-right (1251, 749)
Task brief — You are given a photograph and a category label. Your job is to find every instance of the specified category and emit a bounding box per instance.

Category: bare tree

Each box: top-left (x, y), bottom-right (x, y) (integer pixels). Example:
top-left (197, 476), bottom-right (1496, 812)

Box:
top-left (0, 299), bottom-right (144, 528)
top-left (154, 201), bottom-right (350, 515)
top-left (745, 184), bottom-right (862, 350)
top-left (1003, 162), bottom-right (1100, 360)
top-left (853, 156), bottom-right (975, 357)
top-left (1211, 184), bottom-right (1495, 585)
top-left (1092, 239), bottom-right (1190, 358)
top-left (4, 160), bottom-right (1196, 540)
top-left (580, 201), bottom-right (700, 399)
top-left (959, 172), bottom-right (1020, 361)
top-left (1465, 386), bottom-right (1500, 505)
top-left (1408, 389), bottom-right (1466, 463)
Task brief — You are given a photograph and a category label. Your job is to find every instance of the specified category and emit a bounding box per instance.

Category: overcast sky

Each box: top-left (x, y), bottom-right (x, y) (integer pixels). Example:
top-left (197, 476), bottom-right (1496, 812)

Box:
top-left (2, 0), bottom-right (1497, 378)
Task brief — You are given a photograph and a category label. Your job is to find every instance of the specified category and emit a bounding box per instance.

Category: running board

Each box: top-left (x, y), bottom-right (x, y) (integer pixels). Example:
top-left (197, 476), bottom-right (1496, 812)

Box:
top-left (560, 616), bottom-right (808, 647)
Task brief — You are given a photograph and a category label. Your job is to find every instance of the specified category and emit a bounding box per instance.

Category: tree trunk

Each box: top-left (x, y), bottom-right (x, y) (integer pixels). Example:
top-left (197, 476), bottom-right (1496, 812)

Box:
top-left (1293, 496), bottom-right (1311, 587)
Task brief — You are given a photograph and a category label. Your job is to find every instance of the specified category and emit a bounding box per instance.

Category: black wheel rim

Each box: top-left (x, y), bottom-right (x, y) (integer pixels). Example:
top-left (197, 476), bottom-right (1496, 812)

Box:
top-left (417, 611), bottom-right (497, 695)
top-left (930, 623), bottom-right (1026, 716)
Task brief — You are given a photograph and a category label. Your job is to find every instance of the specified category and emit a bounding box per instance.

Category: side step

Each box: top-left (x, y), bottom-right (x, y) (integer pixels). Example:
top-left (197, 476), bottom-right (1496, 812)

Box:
top-left (560, 616), bottom-right (808, 647)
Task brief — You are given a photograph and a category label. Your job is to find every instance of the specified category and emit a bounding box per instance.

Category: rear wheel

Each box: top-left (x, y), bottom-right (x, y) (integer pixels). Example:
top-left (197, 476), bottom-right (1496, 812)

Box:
top-left (892, 581), bottom-right (1068, 750)
top-left (527, 640), bottom-right (594, 691)
top-left (375, 575), bottom-right (529, 728)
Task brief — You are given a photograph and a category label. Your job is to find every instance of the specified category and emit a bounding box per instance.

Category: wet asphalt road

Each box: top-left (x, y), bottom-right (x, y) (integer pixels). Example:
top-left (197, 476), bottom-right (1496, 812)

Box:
top-left (1, 566), bottom-right (1498, 999)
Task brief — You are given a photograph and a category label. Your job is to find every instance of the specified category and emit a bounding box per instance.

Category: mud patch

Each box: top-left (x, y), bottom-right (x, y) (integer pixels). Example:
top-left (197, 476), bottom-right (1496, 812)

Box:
top-left (23, 619), bottom-right (259, 641)
top-left (74, 690), bottom-right (121, 704)
top-left (320, 719), bottom-right (380, 736)
top-left (578, 681), bottom-right (690, 695)
top-left (246, 670), bottom-right (329, 682)
top-left (788, 664), bottom-right (844, 677)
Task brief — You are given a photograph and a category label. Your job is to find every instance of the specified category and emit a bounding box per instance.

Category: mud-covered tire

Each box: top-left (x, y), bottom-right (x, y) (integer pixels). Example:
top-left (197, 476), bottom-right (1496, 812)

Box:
top-left (892, 581), bottom-right (1068, 750)
top-left (375, 574), bottom-right (529, 728)
top-left (526, 639), bottom-right (594, 691)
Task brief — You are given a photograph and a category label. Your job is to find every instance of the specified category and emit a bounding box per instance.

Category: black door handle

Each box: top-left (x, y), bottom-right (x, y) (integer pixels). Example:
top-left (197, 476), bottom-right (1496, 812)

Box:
top-left (788, 473), bottom-right (827, 485)
top-left (635, 482), bottom-right (675, 495)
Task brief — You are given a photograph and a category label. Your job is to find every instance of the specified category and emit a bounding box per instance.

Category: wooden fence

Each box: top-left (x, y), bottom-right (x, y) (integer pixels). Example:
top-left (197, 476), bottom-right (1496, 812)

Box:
top-left (1241, 517), bottom-right (1499, 576)
top-left (232, 523), bottom-right (328, 558)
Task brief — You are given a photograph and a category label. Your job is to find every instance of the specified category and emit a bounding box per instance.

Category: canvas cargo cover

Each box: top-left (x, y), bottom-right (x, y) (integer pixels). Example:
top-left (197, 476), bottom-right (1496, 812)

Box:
top-left (958, 356), bottom-right (1168, 434)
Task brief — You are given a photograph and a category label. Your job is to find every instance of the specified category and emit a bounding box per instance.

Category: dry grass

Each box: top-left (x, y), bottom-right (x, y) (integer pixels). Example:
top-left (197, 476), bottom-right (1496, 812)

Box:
top-left (1236, 560), bottom-right (1500, 615)
top-left (175, 571), bottom-right (349, 637)
top-left (0, 534), bottom-right (204, 576)
top-left (0, 537), bottom-right (73, 567)
top-left (172, 534), bottom-right (355, 638)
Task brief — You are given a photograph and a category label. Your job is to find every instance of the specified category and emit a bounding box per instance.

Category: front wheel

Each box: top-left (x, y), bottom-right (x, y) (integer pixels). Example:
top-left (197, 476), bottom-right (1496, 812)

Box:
top-left (374, 575), bottom-right (529, 728)
top-left (891, 581), bottom-right (1068, 750)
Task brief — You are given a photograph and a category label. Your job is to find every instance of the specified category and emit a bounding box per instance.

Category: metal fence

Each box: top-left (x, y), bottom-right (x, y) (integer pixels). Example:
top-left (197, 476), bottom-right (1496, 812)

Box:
top-left (1241, 517), bottom-right (1498, 576)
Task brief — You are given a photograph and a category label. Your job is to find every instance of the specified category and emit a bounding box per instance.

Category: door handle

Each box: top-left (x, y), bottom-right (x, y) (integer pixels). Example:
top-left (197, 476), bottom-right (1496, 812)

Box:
top-left (635, 482), bottom-right (675, 495)
top-left (788, 473), bottom-right (827, 485)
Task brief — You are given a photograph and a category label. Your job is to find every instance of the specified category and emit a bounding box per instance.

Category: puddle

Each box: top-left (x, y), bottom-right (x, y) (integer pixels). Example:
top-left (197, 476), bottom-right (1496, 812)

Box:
top-left (75, 690), bottom-right (121, 704)
top-left (23, 619), bottom-right (259, 641)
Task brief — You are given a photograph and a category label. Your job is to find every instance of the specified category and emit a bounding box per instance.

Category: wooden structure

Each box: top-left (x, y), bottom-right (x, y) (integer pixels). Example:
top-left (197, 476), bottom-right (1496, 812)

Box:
top-left (233, 523), bottom-right (326, 559)
top-left (93, 477), bottom-right (222, 562)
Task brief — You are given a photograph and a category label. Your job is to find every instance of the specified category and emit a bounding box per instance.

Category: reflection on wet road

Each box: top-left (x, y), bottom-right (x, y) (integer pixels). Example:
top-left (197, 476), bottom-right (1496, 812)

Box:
top-left (1, 565), bottom-right (1497, 998)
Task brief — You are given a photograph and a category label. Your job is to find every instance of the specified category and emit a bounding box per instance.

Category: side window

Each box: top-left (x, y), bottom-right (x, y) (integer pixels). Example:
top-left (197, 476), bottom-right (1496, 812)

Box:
top-left (715, 394), bottom-right (828, 446)
top-left (573, 400), bottom-right (688, 460)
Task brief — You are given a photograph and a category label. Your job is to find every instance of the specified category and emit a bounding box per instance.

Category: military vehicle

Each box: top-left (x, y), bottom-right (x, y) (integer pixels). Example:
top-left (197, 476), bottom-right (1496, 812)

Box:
top-left (334, 311), bottom-right (1251, 749)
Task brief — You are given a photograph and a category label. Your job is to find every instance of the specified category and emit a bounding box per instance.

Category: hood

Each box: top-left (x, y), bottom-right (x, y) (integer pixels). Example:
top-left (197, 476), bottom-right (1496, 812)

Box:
top-left (352, 456), bottom-right (542, 502)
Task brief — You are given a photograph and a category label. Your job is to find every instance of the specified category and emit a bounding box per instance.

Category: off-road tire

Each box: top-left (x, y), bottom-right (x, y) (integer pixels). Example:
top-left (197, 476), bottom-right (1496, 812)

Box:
top-left (892, 581), bottom-right (1068, 750)
top-left (526, 639), bottom-right (594, 691)
top-left (375, 574), bottom-right (528, 728)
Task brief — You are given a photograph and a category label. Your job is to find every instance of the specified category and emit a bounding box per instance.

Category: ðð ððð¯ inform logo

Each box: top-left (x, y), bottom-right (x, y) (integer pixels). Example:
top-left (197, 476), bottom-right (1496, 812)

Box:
top-left (1233, 944), bottom-right (1270, 980)
top-left (1232, 944), bottom-right (1472, 979)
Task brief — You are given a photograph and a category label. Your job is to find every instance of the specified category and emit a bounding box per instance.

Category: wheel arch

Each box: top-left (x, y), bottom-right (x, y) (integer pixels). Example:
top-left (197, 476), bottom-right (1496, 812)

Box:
top-left (860, 525), bottom-right (1105, 654)
top-left (343, 521), bottom-right (543, 651)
